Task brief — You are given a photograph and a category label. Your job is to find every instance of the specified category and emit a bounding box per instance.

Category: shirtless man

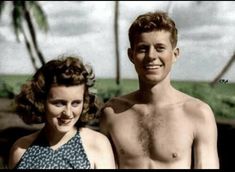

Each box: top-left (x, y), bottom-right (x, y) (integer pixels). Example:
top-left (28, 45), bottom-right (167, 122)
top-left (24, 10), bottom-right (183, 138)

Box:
top-left (99, 11), bottom-right (219, 169)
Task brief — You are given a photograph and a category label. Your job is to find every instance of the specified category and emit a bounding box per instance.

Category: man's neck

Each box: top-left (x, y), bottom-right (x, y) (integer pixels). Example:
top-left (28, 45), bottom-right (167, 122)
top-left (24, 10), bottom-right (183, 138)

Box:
top-left (137, 75), bottom-right (176, 105)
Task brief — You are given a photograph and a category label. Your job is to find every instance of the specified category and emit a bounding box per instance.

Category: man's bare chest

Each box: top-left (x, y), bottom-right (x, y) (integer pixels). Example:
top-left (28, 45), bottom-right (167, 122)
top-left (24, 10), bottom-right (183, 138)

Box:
top-left (109, 108), bottom-right (194, 162)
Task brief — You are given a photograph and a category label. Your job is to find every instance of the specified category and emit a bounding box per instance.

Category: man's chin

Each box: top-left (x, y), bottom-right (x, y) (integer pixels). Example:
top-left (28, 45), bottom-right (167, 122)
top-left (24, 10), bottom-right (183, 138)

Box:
top-left (141, 75), bottom-right (163, 84)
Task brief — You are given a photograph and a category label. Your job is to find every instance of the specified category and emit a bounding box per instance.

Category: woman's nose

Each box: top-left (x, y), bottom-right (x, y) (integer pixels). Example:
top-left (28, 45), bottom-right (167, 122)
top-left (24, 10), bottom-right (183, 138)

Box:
top-left (62, 107), bottom-right (72, 117)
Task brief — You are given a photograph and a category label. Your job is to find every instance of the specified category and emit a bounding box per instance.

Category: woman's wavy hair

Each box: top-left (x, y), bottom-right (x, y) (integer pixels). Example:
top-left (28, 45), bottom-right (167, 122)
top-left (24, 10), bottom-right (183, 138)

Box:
top-left (128, 10), bottom-right (178, 49)
top-left (15, 55), bottom-right (97, 127)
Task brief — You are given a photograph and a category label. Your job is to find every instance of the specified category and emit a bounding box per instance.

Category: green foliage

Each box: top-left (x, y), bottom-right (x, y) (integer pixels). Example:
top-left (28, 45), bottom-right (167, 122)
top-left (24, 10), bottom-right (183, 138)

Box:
top-left (0, 75), bottom-right (234, 119)
top-left (0, 1), bottom-right (49, 41)
top-left (0, 75), bottom-right (30, 98)
top-left (94, 78), bottom-right (138, 103)
top-left (0, 2), bottom-right (5, 17)
top-left (29, 1), bottom-right (49, 32)
top-left (176, 83), bottom-right (235, 119)
top-left (96, 85), bottom-right (123, 103)
top-left (0, 80), bottom-right (15, 98)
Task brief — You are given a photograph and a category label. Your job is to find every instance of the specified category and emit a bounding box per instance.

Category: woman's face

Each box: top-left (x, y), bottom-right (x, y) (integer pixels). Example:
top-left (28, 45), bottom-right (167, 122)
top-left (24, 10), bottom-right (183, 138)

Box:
top-left (45, 84), bottom-right (85, 133)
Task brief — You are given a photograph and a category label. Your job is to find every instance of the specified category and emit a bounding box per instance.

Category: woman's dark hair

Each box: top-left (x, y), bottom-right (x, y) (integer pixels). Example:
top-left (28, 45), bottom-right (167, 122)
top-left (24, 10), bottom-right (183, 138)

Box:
top-left (15, 55), bottom-right (97, 127)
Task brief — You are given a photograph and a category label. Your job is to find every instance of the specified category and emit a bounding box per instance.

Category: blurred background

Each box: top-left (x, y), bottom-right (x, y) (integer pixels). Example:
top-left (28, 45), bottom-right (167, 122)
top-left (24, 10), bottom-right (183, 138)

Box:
top-left (0, 1), bottom-right (235, 169)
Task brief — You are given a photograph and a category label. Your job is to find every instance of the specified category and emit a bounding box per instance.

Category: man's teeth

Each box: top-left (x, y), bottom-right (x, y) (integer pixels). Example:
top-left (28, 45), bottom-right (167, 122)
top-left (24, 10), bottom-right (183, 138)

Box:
top-left (145, 64), bottom-right (162, 69)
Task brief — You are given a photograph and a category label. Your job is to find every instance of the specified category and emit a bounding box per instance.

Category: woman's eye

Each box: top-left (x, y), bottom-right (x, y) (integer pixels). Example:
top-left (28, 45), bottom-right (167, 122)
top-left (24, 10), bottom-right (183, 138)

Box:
top-left (72, 101), bottom-right (81, 107)
top-left (50, 100), bottom-right (64, 107)
top-left (54, 102), bottom-right (64, 107)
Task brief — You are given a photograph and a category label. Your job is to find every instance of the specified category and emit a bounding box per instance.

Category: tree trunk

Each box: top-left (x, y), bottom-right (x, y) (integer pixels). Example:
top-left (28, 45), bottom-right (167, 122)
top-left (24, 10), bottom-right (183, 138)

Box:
top-left (114, 1), bottom-right (120, 85)
top-left (21, 1), bottom-right (45, 66)
top-left (210, 52), bottom-right (235, 87)
top-left (21, 27), bottom-right (38, 71)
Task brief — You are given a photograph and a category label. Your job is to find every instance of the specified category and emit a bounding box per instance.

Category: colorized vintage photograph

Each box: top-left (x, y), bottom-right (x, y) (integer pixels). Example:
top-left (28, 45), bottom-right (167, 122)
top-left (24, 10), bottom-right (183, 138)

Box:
top-left (0, 1), bottom-right (235, 169)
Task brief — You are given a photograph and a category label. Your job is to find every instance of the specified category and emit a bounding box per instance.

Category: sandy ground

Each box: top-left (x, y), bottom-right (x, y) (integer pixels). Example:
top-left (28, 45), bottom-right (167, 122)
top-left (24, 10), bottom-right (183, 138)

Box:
top-left (0, 98), bottom-right (43, 168)
top-left (0, 98), bottom-right (44, 130)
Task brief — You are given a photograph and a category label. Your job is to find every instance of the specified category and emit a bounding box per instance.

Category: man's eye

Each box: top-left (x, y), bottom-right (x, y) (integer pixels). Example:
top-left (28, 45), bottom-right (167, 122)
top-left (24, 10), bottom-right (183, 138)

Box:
top-left (136, 46), bottom-right (147, 53)
top-left (156, 47), bottom-right (165, 52)
top-left (138, 48), bottom-right (146, 52)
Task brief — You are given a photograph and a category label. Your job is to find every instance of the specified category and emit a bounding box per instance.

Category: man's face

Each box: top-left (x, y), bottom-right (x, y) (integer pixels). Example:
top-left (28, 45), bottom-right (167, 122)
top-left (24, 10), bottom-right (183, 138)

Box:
top-left (128, 30), bottom-right (179, 85)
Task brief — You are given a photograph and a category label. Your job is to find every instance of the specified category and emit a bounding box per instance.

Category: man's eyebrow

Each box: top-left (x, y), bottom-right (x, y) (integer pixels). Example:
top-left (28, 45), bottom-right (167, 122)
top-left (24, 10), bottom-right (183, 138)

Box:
top-left (136, 43), bottom-right (149, 47)
top-left (153, 43), bottom-right (167, 47)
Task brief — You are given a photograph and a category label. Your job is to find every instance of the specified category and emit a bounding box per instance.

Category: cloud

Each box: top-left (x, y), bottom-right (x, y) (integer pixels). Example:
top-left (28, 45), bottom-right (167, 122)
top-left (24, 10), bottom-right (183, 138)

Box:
top-left (0, 1), bottom-right (235, 82)
top-left (40, 1), bottom-right (113, 36)
top-left (173, 2), bottom-right (219, 30)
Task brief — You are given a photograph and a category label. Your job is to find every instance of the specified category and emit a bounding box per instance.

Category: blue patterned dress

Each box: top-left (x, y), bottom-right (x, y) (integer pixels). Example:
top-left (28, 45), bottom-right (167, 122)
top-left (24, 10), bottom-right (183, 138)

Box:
top-left (15, 130), bottom-right (91, 169)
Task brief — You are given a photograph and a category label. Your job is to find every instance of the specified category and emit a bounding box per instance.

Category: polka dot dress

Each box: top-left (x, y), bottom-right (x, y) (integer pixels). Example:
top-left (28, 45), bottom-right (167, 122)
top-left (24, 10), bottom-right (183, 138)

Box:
top-left (15, 130), bottom-right (91, 169)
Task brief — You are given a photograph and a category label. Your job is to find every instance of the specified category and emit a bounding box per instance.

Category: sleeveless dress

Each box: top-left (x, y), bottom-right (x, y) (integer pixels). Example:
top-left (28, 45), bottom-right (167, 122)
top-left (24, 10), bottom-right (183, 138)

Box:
top-left (15, 130), bottom-right (91, 169)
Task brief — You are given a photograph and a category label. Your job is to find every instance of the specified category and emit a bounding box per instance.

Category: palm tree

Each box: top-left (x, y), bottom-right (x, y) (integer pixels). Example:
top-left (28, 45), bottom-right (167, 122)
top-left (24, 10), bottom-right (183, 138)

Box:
top-left (192, 1), bottom-right (235, 87)
top-left (114, 1), bottom-right (120, 85)
top-left (0, 1), bottom-right (48, 71)
top-left (210, 52), bottom-right (235, 87)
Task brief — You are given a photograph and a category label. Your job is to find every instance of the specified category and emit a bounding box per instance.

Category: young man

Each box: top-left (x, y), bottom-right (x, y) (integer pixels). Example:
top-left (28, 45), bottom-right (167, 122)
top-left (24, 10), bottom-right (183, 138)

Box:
top-left (99, 11), bottom-right (219, 169)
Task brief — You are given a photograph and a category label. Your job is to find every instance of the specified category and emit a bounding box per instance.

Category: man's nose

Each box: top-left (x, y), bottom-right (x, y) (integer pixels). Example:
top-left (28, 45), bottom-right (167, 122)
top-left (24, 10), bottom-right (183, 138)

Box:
top-left (147, 47), bottom-right (157, 61)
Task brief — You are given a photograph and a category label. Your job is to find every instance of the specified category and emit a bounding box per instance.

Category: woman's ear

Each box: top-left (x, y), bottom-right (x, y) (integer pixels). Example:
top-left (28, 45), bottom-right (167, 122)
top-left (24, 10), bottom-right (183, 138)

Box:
top-left (127, 48), bottom-right (134, 63)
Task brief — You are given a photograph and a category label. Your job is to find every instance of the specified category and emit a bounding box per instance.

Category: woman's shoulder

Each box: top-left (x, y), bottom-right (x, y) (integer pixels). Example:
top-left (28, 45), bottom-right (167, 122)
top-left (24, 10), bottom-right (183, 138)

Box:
top-left (79, 127), bottom-right (115, 168)
top-left (79, 127), bottom-right (111, 149)
top-left (8, 130), bottom-right (41, 169)
top-left (80, 127), bottom-right (108, 141)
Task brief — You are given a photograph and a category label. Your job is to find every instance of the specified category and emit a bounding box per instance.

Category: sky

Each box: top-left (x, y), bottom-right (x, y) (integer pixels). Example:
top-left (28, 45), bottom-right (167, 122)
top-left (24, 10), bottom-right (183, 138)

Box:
top-left (0, 1), bottom-right (235, 82)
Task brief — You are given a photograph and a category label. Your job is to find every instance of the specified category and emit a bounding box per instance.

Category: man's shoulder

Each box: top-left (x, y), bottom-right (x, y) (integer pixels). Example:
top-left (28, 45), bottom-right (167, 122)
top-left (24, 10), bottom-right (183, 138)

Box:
top-left (175, 89), bottom-right (210, 111)
top-left (183, 95), bottom-right (211, 113)
top-left (181, 94), bottom-right (215, 124)
top-left (179, 93), bottom-right (218, 139)
top-left (102, 91), bottom-right (137, 114)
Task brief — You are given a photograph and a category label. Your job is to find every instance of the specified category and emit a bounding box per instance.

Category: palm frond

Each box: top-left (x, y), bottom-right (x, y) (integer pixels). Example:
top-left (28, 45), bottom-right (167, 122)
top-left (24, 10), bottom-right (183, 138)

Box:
top-left (0, 1), bottom-right (6, 18)
top-left (28, 1), bottom-right (49, 32)
top-left (12, 2), bottom-right (23, 42)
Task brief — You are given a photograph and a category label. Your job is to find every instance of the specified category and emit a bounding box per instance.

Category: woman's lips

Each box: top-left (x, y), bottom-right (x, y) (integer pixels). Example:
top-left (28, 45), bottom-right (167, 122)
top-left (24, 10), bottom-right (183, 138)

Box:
top-left (58, 118), bottom-right (73, 124)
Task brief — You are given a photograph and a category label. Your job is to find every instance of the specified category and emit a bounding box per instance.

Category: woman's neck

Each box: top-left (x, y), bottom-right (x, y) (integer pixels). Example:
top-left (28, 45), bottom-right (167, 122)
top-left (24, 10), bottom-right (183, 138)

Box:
top-left (43, 125), bottom-right (77, 150)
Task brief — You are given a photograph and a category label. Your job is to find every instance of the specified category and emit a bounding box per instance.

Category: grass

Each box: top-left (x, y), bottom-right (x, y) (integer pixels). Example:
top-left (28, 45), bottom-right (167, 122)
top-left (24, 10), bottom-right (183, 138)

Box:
top-left (0, 74), bottom-right (235, 119)
top-left (171, 81), bottom-right (235, 119)
top-left (0, 75), bottom-right (31, 98)
top-left (172, 80), bottom-right (235, 97)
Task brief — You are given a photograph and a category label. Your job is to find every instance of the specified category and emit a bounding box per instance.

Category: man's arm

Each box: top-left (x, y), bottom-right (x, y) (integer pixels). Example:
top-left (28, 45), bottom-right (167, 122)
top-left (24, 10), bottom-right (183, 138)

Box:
top-left (99, 106), bottom-right (110, 136)
top-left (91, 132), bottom-right (116, 169)
top-left (193, 103), bottom-right (219, 169)
top-left (99, 105), bottom-right (119, 168)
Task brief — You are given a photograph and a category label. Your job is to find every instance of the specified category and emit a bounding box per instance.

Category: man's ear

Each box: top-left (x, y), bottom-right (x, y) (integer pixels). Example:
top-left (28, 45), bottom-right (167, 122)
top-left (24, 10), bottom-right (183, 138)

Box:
top-left (127, 48), bottom-right (134, 63)
top-left (172, 47), bottom-right (180, 63)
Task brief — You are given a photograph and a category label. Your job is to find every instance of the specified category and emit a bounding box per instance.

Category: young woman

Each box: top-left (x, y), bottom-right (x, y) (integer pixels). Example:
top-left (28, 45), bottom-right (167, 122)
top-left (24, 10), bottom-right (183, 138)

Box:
top-left (8, 55), bottom-right (115, 169)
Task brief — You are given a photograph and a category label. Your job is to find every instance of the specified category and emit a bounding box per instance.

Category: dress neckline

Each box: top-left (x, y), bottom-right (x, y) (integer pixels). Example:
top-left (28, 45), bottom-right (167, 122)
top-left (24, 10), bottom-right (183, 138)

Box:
top-left (38, 128), bottom-right (79, 152)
